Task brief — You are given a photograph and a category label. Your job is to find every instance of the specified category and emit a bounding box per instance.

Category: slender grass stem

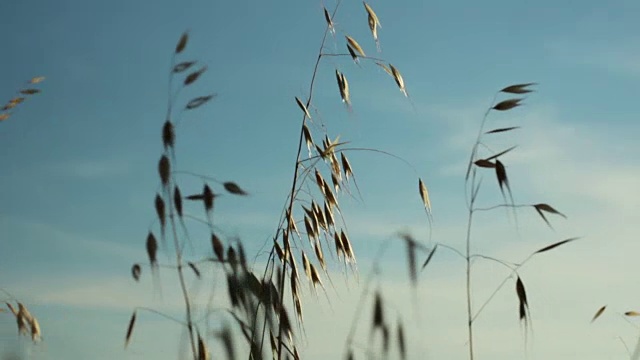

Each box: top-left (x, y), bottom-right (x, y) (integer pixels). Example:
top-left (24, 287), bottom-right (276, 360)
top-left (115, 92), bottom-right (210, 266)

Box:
top-left (168, 179), bottom-right (198, 359)
top-left (166, 52), bottom-right (197, 359)
top-left (274, 3), bottom-right (342, 359)
top-left (465, 207), bottom-right (475, 360)
top-left (462, 93), bottom-right (498, 360)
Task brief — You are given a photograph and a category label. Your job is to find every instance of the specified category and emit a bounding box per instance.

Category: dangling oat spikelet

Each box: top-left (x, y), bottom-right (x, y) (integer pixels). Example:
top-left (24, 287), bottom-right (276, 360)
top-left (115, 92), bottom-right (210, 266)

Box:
top-left (158, 155), bottom-right (170, 188)
top-left (341, 153), bottom-right (353, 181)
top-left (363, 2), bottom-right (381, 51)
top-left (323, 7), bottom-right (335, 35)
top-left (389, 64), bottom-right (408, 97)
top-left (295, 97), bottom-right (312, 119)
top-left (335, 70), bottom-right (351, 106)
top-left (346, 36), bottom-right (366, 57)
top-left (314, 241), bottom-right (326, 270)
top-left (175, 31), bottom-right (188, 54)
top-left (324, 202), bottom-right (335, 228)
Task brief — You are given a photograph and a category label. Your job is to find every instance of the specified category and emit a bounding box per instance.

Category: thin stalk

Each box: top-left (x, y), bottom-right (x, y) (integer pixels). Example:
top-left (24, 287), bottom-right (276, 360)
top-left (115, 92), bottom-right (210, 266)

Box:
top-left (471, 246), bottom-right (541, 323)
top-left (168, 183), bottom-right (198, 359)
top-left (274, 3), bottom-right (340, 358)
top-left (166, 54), bottom-right (197, 358)
top-left (135, 306), bottom-right (187, 325)
top-left (463, 94), bottom-right (497, 360)
top-left (0, 288), bottom-right (17, 301)
top-left (465, 207), bottom-right (475, 360)
top-left (319, 53), bottom-right (387, 63)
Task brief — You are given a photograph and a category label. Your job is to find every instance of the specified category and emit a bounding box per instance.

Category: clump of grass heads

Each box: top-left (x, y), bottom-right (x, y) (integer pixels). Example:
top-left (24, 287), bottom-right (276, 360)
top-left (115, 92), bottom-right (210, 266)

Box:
top-left (0, 76), bottom-right (45, 123)
top-left (125, 2), bottom-right (579, 360)
top-left (2, 290), bottom-right (42, 344)
top-left (2, 77), bottom-right (46, 349)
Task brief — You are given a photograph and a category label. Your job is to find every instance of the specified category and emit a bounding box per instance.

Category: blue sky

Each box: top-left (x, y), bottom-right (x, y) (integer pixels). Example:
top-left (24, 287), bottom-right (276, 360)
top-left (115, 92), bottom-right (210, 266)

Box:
top-left (1, 0), bottom-right (640, 359)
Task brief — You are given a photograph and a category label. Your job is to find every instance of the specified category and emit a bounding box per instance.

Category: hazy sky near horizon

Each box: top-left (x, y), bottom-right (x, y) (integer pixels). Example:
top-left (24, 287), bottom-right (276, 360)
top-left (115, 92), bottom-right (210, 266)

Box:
top-left (1, 0), bottom-right (640, 359)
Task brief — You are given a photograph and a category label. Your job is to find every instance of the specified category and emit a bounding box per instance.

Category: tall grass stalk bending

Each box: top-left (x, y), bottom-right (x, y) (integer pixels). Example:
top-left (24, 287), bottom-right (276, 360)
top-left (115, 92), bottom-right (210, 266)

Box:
top-left (122, 4), bottom-right (578, 360)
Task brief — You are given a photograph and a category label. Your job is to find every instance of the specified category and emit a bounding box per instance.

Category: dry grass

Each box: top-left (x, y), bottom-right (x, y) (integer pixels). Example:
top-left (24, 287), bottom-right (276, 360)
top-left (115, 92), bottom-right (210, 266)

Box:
top-left (1, 77), bottom-right (46, 351)
top-left (111, 2), bottom-right (580, 360)
top-left (0, 2), bottom-right (582, 359)
top-left (2, 298), bottom-right (42, 344)
top-left (27, 3), bottom-right (577, 360)
top-left (0, 76), bottom-right (45, 122)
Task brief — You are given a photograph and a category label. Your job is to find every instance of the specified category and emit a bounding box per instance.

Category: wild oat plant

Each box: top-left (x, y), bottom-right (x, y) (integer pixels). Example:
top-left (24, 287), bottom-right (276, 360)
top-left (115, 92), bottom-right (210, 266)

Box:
top-left (2, 293), bottom-right (42, 344)
top-left (2, 77), bottom-right (46, 351)
top-left (336, 81), bottom-right (579, 360)
top-left (0, 76), bottom-right (45, 123)
top-left (125, 2), bottom-right (576, 360)
top-left (590, 305), bottom-right (640, 359)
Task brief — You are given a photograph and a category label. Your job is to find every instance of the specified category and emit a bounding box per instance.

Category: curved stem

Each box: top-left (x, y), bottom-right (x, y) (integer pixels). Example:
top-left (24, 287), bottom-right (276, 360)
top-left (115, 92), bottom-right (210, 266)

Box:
top-left (172, 170), bottom-right (223, 185)
top-left (168, 182), bottom-right (198, 359)
top-left (320, 53), bottom-right (387, 63)
top-left (473, 203), bottom-right (530, 212)
top-left (167, 52), bottom-right (197, 359)
top-left (465, 207), bottom-right (475, 360)
top-left (434, 243), bottom-right (467, 261)
top-left (274, 3), bottom-right (342, 359)
top-left (471, 251), bottom-right (537, 323)
top-left (0, 288), bottom-right (17, 302)
top-left (462, 93), bottom-right (500, 360)
top-left (135, 306), bottom-right (187, 326)
top-left (469, 254), bottom-right (518, 269)
top-left (297, 147), bottom-right (418, 175)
